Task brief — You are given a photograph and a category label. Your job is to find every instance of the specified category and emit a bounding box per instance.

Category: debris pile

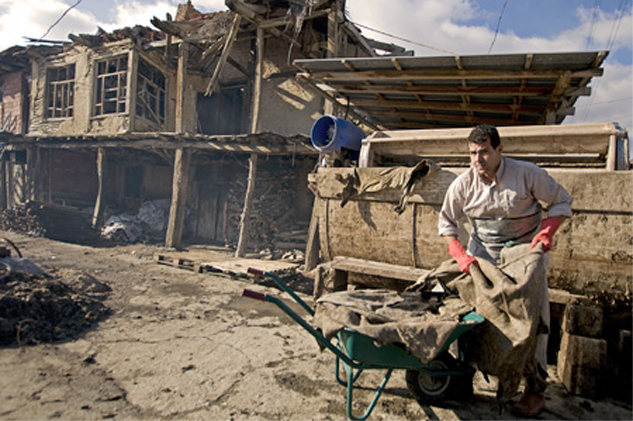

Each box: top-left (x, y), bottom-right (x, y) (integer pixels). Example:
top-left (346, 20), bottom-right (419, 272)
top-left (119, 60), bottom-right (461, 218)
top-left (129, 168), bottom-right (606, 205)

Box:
top-left (101, 199), bottom-right (173, 243)
top-left (0, 266), bottom-right (111, 346)
top-left (0, 201), bottom-right (99, 243)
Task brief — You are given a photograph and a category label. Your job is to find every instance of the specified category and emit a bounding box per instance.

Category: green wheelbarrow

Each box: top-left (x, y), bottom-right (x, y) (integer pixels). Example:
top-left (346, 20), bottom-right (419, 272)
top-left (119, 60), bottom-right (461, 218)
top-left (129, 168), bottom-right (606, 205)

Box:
top-left (243, 268), bottom-right (484, 421)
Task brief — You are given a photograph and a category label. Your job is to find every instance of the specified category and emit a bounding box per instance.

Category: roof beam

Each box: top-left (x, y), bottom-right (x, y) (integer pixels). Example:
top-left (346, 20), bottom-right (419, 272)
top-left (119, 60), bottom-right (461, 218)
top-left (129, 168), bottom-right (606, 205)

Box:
top-left (299, 68), bottom-right (603, 82)
top-left (329, 84), bottom-right (556, 96)
top-left (343, 98), bottom-right (544, 116)
top-left (368, 110), bottom-right (531, 126)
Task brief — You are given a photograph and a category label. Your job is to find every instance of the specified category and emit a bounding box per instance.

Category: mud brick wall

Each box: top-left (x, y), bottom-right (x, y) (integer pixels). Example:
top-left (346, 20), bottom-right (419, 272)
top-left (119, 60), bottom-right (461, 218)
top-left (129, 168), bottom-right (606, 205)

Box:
top-left (0, 71), bottom-right (26, 134)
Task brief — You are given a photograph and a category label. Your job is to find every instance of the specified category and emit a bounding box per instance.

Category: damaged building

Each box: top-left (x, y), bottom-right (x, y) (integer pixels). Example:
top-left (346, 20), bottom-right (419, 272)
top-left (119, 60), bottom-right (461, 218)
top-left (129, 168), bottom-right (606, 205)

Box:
top-left (0, 0), bottom-right (390, 254)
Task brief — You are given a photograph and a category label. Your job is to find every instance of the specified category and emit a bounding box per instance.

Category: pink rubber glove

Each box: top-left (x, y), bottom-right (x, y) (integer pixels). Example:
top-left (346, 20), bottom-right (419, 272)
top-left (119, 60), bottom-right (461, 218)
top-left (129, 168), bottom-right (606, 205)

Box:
top-left (448, 239), bottom-right (477, 274)
top-left (531, 217), bottom-right (563, 252)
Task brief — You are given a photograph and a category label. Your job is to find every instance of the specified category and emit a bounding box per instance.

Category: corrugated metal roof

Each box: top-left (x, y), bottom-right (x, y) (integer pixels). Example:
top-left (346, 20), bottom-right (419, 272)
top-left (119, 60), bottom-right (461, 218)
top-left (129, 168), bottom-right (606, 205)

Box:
top-left (294, 51), bottom-right (608, 130)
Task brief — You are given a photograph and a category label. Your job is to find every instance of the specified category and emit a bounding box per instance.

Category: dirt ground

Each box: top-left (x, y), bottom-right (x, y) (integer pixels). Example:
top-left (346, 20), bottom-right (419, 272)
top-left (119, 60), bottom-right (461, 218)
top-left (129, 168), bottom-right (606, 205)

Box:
top-left (0, 230), bottom-right (631, 421)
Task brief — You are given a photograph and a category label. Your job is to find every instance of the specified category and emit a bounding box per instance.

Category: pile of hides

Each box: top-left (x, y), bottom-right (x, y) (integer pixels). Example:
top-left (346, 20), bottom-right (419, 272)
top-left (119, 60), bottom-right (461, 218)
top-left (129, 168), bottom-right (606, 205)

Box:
top-left (314, 290), bottom-right (476, 363)
top-left (101, 199), bottom-right (172, 243)
top-left (0, 261), bottom-right (111, 346)
top-left (336, 159), bottom-right (439, 213)
top-left (314, 243), bottom-right (547, 406)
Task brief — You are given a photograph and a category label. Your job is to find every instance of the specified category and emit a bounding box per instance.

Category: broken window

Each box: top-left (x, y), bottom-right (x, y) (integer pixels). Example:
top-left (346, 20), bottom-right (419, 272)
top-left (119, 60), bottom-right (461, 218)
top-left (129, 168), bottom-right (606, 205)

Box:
top-left (196, 85), bottom-right (244, 135)
top-left (94, 55), bottom-right (128, 116)
top-left (45, 64), bottom-right (75, 118)
top-left (136, 59), bottom-right (166, 127)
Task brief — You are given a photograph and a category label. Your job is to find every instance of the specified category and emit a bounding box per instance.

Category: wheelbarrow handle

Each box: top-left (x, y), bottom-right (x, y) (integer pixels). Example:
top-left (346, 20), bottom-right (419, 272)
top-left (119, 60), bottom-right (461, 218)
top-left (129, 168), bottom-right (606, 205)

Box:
top-left (247, 267), bottom-right (265, 276)
top-left (241, 288), bottom-right (267, 301)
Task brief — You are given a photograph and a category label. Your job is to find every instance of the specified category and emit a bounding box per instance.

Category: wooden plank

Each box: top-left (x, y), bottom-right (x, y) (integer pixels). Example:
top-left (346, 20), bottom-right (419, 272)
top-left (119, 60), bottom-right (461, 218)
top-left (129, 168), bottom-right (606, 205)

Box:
top-left (363, 123), bottom-right (622, 157)
top-left (205, 14), bottom-right (241, 95)
top-left (235, 153), bottom-right (258, 257)
top-left (367, 109), bottom-right (521, 127)
top-left (606, 134), bottom-right (617, 170)
top-left (346, 98), bottom-right (544, 116)
top-left (304, 197), bottom-right (321, 272)
top-left (330, 256), bottom-right (430, 282)
top-left (155, 250), bottom-right (298, 277)
top-left (375, 122), bottom-right (621, 142)
top-left (369, 135), bottom-right (610, 156)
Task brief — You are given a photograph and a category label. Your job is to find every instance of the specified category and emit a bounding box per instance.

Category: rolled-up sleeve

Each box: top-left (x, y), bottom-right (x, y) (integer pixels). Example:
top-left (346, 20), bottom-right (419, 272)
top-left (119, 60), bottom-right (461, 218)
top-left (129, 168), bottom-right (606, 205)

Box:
top-left (531, 168), bottom-right (573, 218)
top-left (438, 179), bottom-right (464, 237)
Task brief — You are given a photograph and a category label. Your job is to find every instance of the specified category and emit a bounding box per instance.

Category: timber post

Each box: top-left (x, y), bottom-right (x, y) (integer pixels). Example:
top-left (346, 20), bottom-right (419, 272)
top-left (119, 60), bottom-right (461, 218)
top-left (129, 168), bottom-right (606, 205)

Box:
top-left (92, 147), bottom-right (106, 228)
top-left (175, 41), bottom-right (189, 134)
top-left (235, 27), bottom-right (264, 257)
top-left (0, 151), bottom-right (6, 209)
top-left (165, 39), bottom-right (191, 248)
top-left (166, 147), bottom-right (191, 248)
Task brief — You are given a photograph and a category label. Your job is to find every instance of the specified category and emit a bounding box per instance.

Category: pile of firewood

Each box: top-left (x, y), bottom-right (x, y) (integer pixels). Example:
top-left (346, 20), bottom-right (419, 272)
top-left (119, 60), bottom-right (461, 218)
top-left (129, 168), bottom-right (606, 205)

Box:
top-left (0, 201), bottom-right (99, 243)
top-left (0, 202), bottom-right (45, 236)
top-left (223, 168), bottom-right (308, 256)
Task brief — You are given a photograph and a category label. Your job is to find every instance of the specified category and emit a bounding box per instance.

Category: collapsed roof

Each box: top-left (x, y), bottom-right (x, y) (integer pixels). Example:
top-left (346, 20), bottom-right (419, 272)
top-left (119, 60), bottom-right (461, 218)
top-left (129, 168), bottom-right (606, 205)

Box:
top-left (0, 45), bottom-right (63, 76)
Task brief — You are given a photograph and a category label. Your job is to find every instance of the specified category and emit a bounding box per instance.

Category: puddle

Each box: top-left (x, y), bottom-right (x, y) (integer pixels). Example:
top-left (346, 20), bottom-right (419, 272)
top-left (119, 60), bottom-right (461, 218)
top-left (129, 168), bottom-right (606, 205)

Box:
top-left (220, 295), bottom-right (313, 326)
top-left (160, 282), bottom-right (206, 297)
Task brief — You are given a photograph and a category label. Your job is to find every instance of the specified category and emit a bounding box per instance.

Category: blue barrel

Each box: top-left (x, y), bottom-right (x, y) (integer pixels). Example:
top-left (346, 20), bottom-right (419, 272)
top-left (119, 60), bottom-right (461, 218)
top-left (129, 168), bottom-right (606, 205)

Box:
top-left (310, 115), bottom-right (365, 154)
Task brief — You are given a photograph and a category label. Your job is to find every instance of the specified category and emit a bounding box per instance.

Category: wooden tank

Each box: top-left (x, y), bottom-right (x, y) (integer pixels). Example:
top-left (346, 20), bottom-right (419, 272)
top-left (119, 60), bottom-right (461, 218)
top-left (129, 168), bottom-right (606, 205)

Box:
top-left (308, 123), bottom-right (632, 304)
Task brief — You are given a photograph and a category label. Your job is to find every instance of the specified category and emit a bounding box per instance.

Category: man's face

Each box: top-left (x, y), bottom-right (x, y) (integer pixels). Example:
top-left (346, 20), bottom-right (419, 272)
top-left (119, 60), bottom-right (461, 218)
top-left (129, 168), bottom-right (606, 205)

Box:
top-left (468, 138), bottom-right (502, 182)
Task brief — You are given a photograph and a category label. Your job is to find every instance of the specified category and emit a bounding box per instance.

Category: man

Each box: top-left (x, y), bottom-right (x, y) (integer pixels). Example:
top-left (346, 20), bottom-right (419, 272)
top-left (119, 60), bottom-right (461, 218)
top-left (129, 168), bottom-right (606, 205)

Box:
top-left (438, 124), bottom-right (572, 417)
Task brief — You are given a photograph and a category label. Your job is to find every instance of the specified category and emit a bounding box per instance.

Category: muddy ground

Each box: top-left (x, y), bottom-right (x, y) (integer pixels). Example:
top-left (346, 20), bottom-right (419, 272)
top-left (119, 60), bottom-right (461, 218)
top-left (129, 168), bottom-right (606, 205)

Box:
top-left (0, 230), bottom-right (631, 420)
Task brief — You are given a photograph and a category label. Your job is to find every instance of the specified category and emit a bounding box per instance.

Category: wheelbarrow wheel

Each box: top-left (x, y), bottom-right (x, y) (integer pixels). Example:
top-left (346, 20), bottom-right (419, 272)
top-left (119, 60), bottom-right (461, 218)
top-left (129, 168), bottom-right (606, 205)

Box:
top-left (405, 352), bottom-right (473, 406)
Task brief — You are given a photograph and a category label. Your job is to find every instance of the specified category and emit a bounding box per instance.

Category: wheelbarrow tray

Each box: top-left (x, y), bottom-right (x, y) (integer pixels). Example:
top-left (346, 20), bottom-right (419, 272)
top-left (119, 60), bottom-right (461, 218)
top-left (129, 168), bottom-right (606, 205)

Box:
top-left (242, 268), bottom-right (484, 420)
top-left (337, 311), bottom-right (484, 370)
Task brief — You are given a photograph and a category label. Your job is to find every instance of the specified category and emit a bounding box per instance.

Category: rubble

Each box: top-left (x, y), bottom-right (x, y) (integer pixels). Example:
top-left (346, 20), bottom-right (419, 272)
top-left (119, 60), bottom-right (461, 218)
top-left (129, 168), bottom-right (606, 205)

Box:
top-left (0, 267), bottom-right (111, 346)
top-left (101, 199), bottom-right (172, 243)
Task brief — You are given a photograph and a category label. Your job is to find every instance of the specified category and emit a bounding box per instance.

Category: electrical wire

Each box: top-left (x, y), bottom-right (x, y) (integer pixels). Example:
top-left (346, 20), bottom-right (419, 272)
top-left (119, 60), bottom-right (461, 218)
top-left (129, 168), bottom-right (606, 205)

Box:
top-left (574, 97), bottom-right (632, 107)
top-left (348, 20), bottom-right (458, 55)
top-left (40, 0), bottom-right (84, 41)
top-left (605, 0), bottom-right (629, 51)
top-left (586, 0), bottom-right (603, 50)
top-left (582, 0), bottom-right (631, 122)
top-left (488, 0), bottom-right (508, 54)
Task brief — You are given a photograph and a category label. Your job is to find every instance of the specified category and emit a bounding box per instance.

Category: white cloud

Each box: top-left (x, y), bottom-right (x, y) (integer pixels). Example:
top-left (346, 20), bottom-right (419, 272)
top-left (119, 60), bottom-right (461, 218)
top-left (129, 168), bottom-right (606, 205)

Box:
top-left (0, 0), bottom-right (229, 52)
top-left (105, 0), bottom-right (227, 30)
top-left (105, 1), bottom-right (180, 31)
top-left (346, 0), bottom-right (632, 133)
top-left (566, 62), bottom-right (633, 130)
top-left (0, 0), bottom-right (98, 50)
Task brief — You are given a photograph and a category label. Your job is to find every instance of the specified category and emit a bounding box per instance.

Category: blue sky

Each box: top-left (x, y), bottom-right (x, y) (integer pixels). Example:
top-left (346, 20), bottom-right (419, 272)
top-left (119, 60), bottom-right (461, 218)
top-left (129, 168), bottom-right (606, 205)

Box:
top-left (0, 0), bottom-right (630, 132)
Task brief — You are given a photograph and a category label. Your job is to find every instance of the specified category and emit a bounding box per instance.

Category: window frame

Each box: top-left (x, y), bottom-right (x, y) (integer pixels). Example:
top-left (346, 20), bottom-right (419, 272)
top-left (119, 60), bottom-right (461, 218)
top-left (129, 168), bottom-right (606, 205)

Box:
top-left (45, 64), bottom-right (76, 119)
top-left (135, 58), bottom-right (166, 128)
top-left (93, 54), bottom-right (129, 117)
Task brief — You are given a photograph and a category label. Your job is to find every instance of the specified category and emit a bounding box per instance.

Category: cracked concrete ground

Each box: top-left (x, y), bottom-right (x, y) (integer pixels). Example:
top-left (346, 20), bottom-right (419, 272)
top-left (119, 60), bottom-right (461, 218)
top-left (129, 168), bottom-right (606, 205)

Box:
top-left (0, 230), bottom-right (631, 420)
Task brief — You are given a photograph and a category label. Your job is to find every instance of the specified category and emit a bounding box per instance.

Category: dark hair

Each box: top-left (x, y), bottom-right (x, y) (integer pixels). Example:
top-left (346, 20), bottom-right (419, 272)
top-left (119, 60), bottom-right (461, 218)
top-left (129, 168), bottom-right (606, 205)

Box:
top-left (468, 124), bottom-right (500, 149)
